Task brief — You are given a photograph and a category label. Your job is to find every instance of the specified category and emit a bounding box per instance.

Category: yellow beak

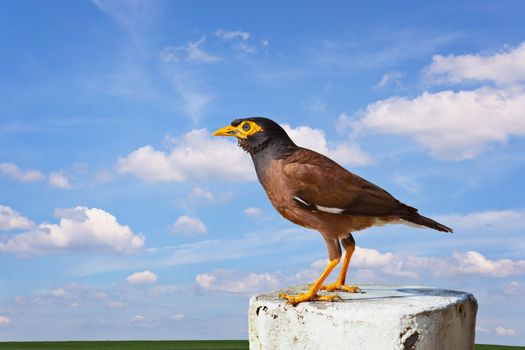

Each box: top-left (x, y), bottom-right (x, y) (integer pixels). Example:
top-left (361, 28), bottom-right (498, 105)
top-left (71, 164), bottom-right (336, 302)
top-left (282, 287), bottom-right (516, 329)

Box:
top-left (212, 125), bottom-right (241, 138)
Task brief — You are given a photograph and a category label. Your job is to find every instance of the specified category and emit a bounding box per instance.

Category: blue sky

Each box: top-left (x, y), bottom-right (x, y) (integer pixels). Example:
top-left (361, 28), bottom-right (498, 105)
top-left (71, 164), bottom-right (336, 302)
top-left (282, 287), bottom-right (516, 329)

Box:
top-left (1, 0), bottom-right (525, 345)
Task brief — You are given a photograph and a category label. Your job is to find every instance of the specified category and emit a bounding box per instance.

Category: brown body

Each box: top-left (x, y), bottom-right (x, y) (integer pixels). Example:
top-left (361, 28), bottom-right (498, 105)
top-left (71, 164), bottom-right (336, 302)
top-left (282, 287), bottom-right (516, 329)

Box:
top-left (259, 148), bottom-right (408, 259)
top-left (265, 158), bottom-right (393, 231)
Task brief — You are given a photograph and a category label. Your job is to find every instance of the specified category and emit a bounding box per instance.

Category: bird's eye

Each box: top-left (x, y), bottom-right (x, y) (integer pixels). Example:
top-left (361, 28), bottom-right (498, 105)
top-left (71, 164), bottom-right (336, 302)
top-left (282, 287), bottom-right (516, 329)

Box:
top-left (242, 122), bottom-right (251, 132)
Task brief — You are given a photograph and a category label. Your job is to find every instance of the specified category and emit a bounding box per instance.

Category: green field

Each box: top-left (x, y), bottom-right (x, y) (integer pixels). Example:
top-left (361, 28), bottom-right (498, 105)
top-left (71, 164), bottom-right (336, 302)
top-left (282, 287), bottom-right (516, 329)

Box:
top-left (0, 341), bottom-right (247, 350)
top-left (476, 345), bottom-right (525, 350)
top-left (0, 341), bottom-right (523, 350)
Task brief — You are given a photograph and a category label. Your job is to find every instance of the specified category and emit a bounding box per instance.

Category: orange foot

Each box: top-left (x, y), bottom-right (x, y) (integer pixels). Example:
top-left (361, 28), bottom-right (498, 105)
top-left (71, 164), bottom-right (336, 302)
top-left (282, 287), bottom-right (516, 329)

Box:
top-left (279, 292), bottom-right (342, 306)
top-left (320, 282), bottom-right (361, 293)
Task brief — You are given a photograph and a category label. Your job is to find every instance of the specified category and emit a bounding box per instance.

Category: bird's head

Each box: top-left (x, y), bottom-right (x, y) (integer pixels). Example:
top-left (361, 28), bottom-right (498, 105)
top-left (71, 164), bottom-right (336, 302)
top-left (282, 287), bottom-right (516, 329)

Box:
top-left (213, 117), bottom-right (295, 154)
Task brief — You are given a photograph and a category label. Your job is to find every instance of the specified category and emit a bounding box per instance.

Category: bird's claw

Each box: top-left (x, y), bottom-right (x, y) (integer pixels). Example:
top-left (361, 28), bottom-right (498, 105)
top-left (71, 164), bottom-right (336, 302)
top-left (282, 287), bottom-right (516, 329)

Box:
top-left (279, 292), bottom-right (342, 305)
top-left (320, 282), bottom-right (361, 293)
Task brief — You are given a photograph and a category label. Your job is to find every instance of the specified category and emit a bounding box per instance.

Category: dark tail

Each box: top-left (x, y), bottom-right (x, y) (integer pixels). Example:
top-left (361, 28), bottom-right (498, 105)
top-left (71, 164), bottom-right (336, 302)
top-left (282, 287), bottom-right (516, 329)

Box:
top-left (407, 214), bottom-right (453, 233)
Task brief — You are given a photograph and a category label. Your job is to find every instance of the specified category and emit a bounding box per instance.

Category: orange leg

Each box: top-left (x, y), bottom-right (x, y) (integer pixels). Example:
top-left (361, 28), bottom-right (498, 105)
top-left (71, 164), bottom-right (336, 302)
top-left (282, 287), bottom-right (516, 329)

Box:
top-left (280, 258), bottom-right (342, 305)
top-left (321, 234), bottom-right (361, 293)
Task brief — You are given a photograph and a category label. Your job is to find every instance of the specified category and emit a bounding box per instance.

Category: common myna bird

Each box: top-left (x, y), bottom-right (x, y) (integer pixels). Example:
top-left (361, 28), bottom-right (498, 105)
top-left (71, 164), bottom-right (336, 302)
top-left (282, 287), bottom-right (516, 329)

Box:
top-left (213, 117), bottom-right (452, 305)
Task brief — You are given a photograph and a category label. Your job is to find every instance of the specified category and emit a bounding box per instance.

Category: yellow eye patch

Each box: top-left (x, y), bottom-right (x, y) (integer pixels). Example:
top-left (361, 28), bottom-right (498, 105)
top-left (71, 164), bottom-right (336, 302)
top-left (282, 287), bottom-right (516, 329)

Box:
top-left (237, 120), bottom-right (263, 138)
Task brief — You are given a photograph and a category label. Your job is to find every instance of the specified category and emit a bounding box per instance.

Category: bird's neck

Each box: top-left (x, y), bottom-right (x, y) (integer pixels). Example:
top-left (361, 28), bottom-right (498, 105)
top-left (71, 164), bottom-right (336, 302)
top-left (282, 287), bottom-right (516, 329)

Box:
top-left (250, 140), bottom-right (297, 183)
top-left (237, 137), bottom-right (271, 155)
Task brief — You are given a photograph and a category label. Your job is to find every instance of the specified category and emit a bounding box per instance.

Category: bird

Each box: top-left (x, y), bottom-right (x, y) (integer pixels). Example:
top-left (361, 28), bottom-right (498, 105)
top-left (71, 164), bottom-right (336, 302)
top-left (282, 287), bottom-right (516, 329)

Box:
top-left (213, 117), bottom-right (452, 305)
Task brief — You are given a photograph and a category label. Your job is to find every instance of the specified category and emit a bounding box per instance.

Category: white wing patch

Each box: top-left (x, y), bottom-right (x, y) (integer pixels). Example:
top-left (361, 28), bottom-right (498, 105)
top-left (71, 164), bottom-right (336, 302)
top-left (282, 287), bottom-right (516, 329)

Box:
top-left (293, 196), bottom-right (310, 207)
top-left (293, 196), bottom-right (345, 214)
top-left (315, 205), bottom-right (345, 214)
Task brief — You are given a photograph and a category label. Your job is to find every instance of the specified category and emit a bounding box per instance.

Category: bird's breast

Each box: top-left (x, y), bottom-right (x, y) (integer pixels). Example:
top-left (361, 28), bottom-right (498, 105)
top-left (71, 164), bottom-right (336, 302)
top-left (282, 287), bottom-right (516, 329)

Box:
top-left (260, 160), bottom-right (303, 224)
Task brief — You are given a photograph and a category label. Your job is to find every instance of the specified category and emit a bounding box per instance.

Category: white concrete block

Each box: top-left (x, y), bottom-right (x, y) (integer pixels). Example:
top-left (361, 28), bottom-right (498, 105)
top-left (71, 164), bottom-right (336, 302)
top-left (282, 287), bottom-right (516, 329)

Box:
top-left (249, 284), bottom-right (477, 350)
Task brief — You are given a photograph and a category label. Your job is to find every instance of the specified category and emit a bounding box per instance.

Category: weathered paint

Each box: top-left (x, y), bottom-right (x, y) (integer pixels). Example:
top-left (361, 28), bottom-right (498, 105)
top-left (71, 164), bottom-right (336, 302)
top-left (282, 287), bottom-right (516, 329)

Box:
top-left (249, 284), bottom-right (477, 350)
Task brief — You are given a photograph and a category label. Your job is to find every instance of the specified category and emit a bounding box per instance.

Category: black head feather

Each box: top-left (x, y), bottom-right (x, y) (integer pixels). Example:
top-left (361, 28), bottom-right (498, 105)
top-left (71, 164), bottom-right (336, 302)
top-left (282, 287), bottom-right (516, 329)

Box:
top-left (230, 117), bottom-right (296, 155)
top-left (230, 117), bottom-right (298, 183)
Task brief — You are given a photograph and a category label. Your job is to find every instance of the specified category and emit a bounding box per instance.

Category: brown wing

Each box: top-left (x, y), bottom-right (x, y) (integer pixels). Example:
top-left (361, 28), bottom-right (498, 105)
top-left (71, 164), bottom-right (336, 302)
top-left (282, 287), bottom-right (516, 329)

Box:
top-left (283, 148), bottom-right (411, 217)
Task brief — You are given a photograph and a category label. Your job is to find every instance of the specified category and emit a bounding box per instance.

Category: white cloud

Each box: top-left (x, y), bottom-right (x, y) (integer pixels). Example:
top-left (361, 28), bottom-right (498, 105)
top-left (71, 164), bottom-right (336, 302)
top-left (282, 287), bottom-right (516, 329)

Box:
top-left (195, 270), bottom-right (280, 293)
top-left (390, 174), bottom-right (421, 195)
top-left (476, 326), bottom-right (491, 334)
top-left (132, 315), bottom-right (145, 322)
top-left (170, 215), bottom-right (206, 236)
top-left (13, 284), bottom-right (105, 309)
top-left (127, 270), bottom-right (158, 284)
top-left (69, 227), bottom-right (315, 276)
top-left (438, 210), bottom-right (525, 231)
top-left (48, 172), bottom-right (72, 189)
top-left (186, 37), bottom-right (221, 62)
top-left (117, 123), bottom-right (372, 183)
top-left (296, 247), bottom-right (525, 280)
top-left (171, 314), bottom-right (185, 321)
top-left (158, 65), bottom-right (214, 122)
top-left (236, 42), bottom-right (256, 54)
top-left (0, 207), bottom-right (144, 255)
top-left (0, 162), bottom-right (79, 189)
top-left (353, 247), bottom-right (395, 268)
top-left (328, 143), bottom-right (374, 167)
top-left (504, 281), bottom-right (524, 295)
top-left (92, 0), bottom-right (156, 48)
top-left (307, 31), bottom-right (459, 71)
top-left (449, 251), bottom-right (525, 277)
top-left (355, 87), bottom-right (525, 160)
top-left (0, 316), bottom-right (10, 326)
top-left (353, 248), bottom-right (525, 278)
top-left (162, 29), bottom-right (259, 65)
top-left (193, 247), bottom-right (525, 297)
top-left (172, 79), bottom-right (214, 122)
top-left (215, 29), bottom-right (250, 41)
top-left (161, 37), bottom-right (220, 63)
top-left (193, 250), bottom-right (414, 295)
top-left (495, 326), bottom-right (516, 336)
top-left (130, 314), bottom-right (158, 328)
top-left (304, 97), bottom-right (327, 113)
top-left (353, 43), bottom-right (525, 161)
top-left (283, 124), bottom-right (373, 166)
top-left (0, 162), bottom-right (45, 182)
top-left (336, 112), bottom-right (355, 127)
top-left (215, 29), bottom-right (255, 54)
top-left (374, 71), bottom-right (403, 89)
top-left (194, 273), bottom-right (214, 288)
top-left (353, 247), bottom-right (418, 278)
top-left (117, 129), bottom-right (255, 182)
top-left (424, 42), bottom-right (525, 86)
top-left (186, 187), bottom-right (232, 206)
top-left (286, 259), bottom-right (333, 283)
top-left (187, 187), bottom-right (214, 203)
top-left (109, 301), bottom-right (124, 308)
top-left (159, 47), bottom-right (179, 62)
top-left (243, 207), bottom-right (263, 218)
top-left (50, 288), bottom-right (66, 297)
top-left (0, 205), bottom-right (34, 230)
